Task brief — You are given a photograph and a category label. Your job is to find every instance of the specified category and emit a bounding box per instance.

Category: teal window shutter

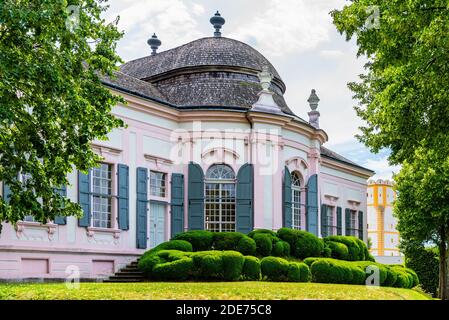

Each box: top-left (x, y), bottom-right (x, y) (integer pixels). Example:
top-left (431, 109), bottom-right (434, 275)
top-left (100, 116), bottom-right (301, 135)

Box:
top-left (336, 207), bottom-right (342, 235)
top-left (188, 162), bottom-right (204, 230)
top-left (282, 167), bottom-right (292, 228)
top-left (54, 185), bottom-right (67, 225)
top-left (2, 182), bottom-right (12, 204)
top-left (345, 208), bottom-right (351, 236)
top-left (117, 164), bottom-right (129, 231)
top-left (320, 204), bottom-right (327, 237)
top-left (78, 171), bottom-right (91, 227)
top-left (236, 163), bottom-right (254, 234)
top-left (306, 174), bottom-right (319, 235)
top-left (136, 167), bottom-right (148, 249)
top-left (171, 173), bottom-right (185, 237)
top-left (358, 210), bottom-right (364, 240)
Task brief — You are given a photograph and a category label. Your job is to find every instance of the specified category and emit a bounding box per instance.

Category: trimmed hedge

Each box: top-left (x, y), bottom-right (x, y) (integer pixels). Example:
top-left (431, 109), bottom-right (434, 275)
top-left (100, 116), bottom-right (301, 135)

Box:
top-left (173, 230), bottom-right (214, 251)
top-left (222, 251), bottom-right (245, 281)
top-left (310, 258), bottom-right (365, 285)
top-left (272, 241), bottom-right (290, 257)
top-left (213, 232), bottom-right (245, 251)
top-left (236, 236), bottom-right (257, 256)
top-left (253, 233), bottom-right (273, 257)
top-left (307, 257), bottom-right (419, 289)
top-left (326, 241), bottom-right (349, 260)
top-left (191, 251), bottom-right (223, 279)
top-left (152, 258), bottom-right (194, 281)
top-left (261, 257), bottom-right (290, 281)
top-left (260, 256), bottom-right (311, 282)
top-left (242, 256), bottom-right (261, 281)
top-left (325, 236), bottom-right (369, 261)
top-left (277, 228), bottom-right (323, 259)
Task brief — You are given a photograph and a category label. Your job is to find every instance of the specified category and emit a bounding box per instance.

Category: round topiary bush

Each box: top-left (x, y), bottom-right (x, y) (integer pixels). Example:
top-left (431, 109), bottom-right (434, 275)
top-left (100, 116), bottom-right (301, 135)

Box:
top-left (294, 231), bottom-right (324, 259)
top-left (151, 240), bottom-right (193, 254)
top-left (310, 258), bottom-right (365, 285)
top-left (287, 262), bottom-right (302, 282)
top-left (326, 241), bottom-right (349, 260)
top-left (325, 236), bottom-right (366, 261)
top-left (213, 232), bottom-right (245, 251)
top-left (191, 251), bottom-right (223, 279)
top-left (276, 228), bottom-right (299, 252)
top-left (152, 258), bottom-right (194, 281)
top-left (272, 241), bottom-right (290, 257)
top-left (253, 233), bottom-right (273, 257)
top-left (221, 251), bottom-right (245, 281)
top-left (173, 230), bottom-right (214, 251)
top-left (405, 268), bottom-right (420, 288)
top-left (242, 256), bottom-right (261, 281)
top-left (260, 256), bottom-right (290, 281)
top-left (236, 236), bottom-right (257, 256)
top-left (138, 252), bottom-right (163, 276)
top-left (299, 262), bottom-right (312, 282)
top-left (248, 229), bottom-right (277, 238)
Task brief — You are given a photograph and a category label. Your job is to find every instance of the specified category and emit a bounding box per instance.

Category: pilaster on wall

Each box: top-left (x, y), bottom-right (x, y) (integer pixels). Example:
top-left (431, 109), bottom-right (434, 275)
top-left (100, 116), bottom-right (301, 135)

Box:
top-left (308, 142), bottom-right (321, 236)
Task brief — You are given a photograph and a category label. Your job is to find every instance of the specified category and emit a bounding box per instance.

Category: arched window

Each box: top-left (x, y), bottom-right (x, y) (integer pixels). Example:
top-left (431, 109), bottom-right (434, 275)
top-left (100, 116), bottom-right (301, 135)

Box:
top-left (291, 171), bottom-right (302, 230)
top-left (205, 164), bottom-right (236, 232)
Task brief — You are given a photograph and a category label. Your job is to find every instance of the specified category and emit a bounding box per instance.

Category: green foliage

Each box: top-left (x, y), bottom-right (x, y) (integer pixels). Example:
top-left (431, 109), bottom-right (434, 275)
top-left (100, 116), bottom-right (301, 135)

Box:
top-left (325, 241), bottom-right (349, 260)
top-left (191, 251), bottom-right (223, 279)
top-left (272, 241), bottom-right (290, 257)
top-left (325, 236), bottom-right (367, 261)
top-left (242, 256), bottom-right (261, 281)
top-left (294, 231), bottom-right (324, 259)
top-left (310, 259), bottom-right (365, 285)
top-left (332, 0), bottom-right (449, 298)
top-left (252, 233), bottom-right (273, 257)
top-left (236, 236), bottom-right (257, 256)
top-left (287, 262), bottom-right (311, 282)
top-left (144, 240), bottom-right (193, 257)
top-left (0, 0), bottom-right (124, 224)
top-left (221, 251), bottom-right (245, 281)
top-left (402, 240), bottom-right (438, 296)
top-left (260, 257), bottom-right (290, 282)
top-left (152, 258), bottom-right (194, 281)
top-left (213, 232), bottom-right (244, 251)
top-left (172, 230), bottom-right (214, 251)
top-left (277, 228), bottom-right (323, 259)
top-left (248, 229), bottom-right (277, 238)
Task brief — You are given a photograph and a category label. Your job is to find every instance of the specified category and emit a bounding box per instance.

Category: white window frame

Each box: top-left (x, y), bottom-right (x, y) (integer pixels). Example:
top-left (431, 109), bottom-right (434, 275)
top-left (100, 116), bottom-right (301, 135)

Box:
top-left (204, 164), bottom-right (236, 232)
top-left (91, 163), bottom-right (116, 229)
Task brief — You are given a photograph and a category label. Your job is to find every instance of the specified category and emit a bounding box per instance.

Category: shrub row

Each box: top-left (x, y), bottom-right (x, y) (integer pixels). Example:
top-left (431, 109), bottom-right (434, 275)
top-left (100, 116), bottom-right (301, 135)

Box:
top-left (170, 229), bottom-right (375, 262)
top-left (304, 257), bottom-right (419, 289)
top-left (139, 248), bottom-right (262, 281)
top-left (260, 257), bottom-right (311, 282)
top-left (173, 231), bottom-right (257, 256)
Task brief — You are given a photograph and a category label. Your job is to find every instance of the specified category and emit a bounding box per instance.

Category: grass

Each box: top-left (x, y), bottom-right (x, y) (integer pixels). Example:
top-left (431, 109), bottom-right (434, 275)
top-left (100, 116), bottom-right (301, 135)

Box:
top-left (0, 282), bottom-right (431, 300)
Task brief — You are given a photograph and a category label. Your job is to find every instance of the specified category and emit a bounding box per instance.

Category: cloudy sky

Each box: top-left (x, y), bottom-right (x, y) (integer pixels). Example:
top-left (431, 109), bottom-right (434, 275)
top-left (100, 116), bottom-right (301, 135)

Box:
top-left (104, 0), bottom-right (400, 180)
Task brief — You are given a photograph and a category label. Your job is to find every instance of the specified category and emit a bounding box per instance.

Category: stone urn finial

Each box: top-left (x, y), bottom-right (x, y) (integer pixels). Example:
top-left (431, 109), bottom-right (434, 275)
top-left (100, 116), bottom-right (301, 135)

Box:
top-left (147, 33), bottom-right (162, 56)
top-left (307, 89), bottom-right (320, 111)
top-left (257, 66), bottom-right (273, 92)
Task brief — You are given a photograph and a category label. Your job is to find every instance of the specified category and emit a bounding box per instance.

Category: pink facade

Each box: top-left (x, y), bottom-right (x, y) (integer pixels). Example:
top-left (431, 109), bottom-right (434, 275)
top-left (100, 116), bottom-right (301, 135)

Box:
top-left (0, 16), bottom-right (374, 280)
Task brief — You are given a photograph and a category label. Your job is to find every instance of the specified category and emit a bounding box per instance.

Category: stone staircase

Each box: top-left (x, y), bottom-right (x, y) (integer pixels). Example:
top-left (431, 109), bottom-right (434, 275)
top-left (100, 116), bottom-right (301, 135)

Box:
top-left (103, 259), bottom-right (145, 283)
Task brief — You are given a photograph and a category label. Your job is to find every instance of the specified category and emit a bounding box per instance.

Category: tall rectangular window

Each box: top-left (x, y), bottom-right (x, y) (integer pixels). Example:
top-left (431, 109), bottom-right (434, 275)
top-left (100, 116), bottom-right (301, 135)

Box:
top-left (347, 209), bottom-right (358, 237)
top-left (150, 171), bottom-right (166, 197)
top-left (322, 205), bottom-right (336, 237)
top-left (92, 163), bottom-right (112, 228)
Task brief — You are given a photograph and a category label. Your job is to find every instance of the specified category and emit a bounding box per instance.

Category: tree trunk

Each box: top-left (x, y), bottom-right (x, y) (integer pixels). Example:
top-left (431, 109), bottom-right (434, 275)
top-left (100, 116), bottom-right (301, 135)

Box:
top-left (439, 228), bottom-right (448, 299)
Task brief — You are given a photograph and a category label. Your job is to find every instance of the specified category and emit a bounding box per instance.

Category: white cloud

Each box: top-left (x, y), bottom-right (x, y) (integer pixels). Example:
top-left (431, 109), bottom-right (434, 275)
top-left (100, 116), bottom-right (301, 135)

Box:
top-left (229, 0), bottom-right (343, 57)
top-left (363, 157), bottom-right (401, 181)
top-left (103, 0), bottom-right (205, 61)
top-left (319, 49), bottom-right (345, 59)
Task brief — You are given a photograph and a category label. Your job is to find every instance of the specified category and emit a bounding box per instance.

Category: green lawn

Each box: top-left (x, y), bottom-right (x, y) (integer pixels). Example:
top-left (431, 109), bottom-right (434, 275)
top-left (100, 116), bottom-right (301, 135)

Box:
top-left (0, 282), bottom-right (431, 300)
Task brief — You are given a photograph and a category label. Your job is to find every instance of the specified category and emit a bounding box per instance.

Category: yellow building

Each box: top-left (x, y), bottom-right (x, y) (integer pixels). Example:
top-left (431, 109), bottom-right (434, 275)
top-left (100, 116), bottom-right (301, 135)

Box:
top-left (367, 180), bottom-right (403, 264)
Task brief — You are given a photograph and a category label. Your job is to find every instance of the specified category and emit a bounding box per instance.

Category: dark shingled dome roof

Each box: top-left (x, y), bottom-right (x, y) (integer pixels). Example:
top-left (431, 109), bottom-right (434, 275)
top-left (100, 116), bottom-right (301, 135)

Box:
top-left (120, 37), bottom-right (283, 82)
top-left (119, 36), bottom-right (297, 115)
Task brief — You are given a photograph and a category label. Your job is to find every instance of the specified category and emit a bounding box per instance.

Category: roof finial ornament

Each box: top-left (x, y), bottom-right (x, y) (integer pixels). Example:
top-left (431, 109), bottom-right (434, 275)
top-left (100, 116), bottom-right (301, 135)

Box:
top-left (147, 33), bottom-right (162, 56)
top-left (307, 89), bottom-right (321, 129)
top-left (210, 11), bottom-right (225, 37)
top-left (249, 65), bottom-right (284, 115)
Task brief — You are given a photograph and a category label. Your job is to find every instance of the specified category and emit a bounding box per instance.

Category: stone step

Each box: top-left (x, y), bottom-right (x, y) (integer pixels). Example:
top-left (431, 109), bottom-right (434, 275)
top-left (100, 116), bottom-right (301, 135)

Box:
top-left (112, 273), bottom-right (144, 279)
top-left (120, 267), bottom-right (139, 272)
top-left (103, 278), bottom-right (144, 283)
